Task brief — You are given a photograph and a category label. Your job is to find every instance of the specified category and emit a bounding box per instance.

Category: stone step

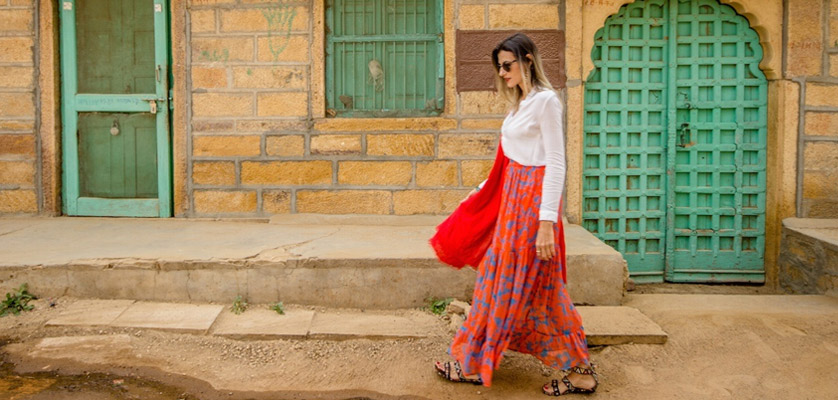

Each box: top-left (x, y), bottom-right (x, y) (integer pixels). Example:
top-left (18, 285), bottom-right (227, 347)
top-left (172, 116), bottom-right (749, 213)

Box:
top-left (44, 300), bottom-right (667, 344)
top-left (0, 216), bottom-right (627, 308)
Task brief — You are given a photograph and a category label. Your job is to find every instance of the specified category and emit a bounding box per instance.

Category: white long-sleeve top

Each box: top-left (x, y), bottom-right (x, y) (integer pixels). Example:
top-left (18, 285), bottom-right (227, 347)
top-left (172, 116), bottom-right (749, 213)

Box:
top-left (499, 88), bottom-right (566, 222)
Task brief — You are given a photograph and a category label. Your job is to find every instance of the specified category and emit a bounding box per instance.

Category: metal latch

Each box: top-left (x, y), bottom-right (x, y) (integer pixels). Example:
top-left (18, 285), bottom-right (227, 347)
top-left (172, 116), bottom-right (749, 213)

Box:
top-left (149, 100), bottom-right (157, 114)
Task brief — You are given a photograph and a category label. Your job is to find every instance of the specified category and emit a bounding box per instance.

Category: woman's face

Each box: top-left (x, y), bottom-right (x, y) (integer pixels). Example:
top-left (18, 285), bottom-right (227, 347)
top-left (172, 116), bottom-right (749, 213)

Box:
top-left (496, 50), bottom-right (521, 89)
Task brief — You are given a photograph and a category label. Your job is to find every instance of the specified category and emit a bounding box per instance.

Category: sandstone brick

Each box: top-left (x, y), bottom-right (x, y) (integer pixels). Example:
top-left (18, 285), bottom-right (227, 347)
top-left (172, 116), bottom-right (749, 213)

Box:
top-left (0, 37), bottom-right (33, 63)
top-left (192, 93), bottom-right (253, 117)
top-left (0, 67), bottom-right (33, 88)
top-left (190, 9), bottom-right (216, 33)
top-left (237, 120), bottom-right (308, 132)
top-left (193, 135), bottom-right (261, 157)
top-left (803, 199), bottom-right (838, 217)
top-left (461, 119), bottom-right (503, 130)
top-left (262, 190), bottom-right (291, 213)
top-left (10, 0), bottom-right (35, 6)
top-left (438, 134), bottom-right (497, 158)
top-left (257, 35), bottom-right (309, 62)
top-left (314, 118), bottom-right (457, 132)
top-left (803, 170), bottom-right (838, 199)
top-left (0, 189), bottom-right (36, 213)
top-left (192, 38), bottom-right (254, 63)
top-left (804, 142), bottom-right (838, 167)
top-left (192, 120), bottom-right (234, 133)
top-left (233, 67), bottom-right (305, 89)
top-left (0, 9), bottom-right (33, 32)
top-left (393, 190), bottom-right (470, 215)
top-left (192, 161), bottom-right (236, 185)
top-left (0, 120), bottom-right (34, 133)
top-left (787, 0), bottom-right (823, 77)
top-left (266, 135), bottom-right (305, 156)
top-left (806, 83), bottom-right (838, 107)
top-left (0, 161), bottom-right (34, 185)
top-left (830, 1), bottom-right (838, 48)
top-left (367, 134), bottom-right (434, 157)
top-left (220, 7), bottom-right (308, 33)
top-left (189, 0), bottom-right (236, 5)
top-left (459, 5), bottom-right (485, 30)
top-left (296, 190), bottom-right (391, 214)
top-left (241, 161), bottom-right (332, 185)
top-left (191, 67), bottom-right (227, 89)
top-left (416, 161), bottom-right (457, 187)
top-left (338, 161), bottom-right (412, 186)
top-left (0, 93), bottom-right (34, 117)
top-left (0, 134), bottom-right (35, 157)
top-left (460, 91), bottom-right (508, 115)
top-left (831, 54), bottom-right (838, 77)
top-left (311, 135), bottom-right (361, 155)
top-left (461, 160), bottom-right (494, 186)
top-left (257, 92), bottom-right (308, 117)
top-left (194, 190), bottom-right (257, 214)
top-left (489, 4), bottom-right (558, 29)
top-left (805, 112), bottom-right (838, 136)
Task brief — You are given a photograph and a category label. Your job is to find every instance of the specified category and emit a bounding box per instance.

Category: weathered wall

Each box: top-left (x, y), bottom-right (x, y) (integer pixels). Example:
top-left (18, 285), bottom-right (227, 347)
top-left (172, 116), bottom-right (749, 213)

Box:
top-left (778, 218), bottom-right (838, 295)
top-left (0, 0), bottom-right (38, 214)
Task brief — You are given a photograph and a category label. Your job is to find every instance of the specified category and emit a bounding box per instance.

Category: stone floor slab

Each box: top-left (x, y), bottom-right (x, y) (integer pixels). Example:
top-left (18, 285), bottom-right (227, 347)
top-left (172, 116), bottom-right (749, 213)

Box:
top-left (578, 306), bottom-right (667, 345)
top-left (46, 300), bottom-right (135, 327)
top-left (211, 309), bottom-right (315, 340)
top-left (110, 302), bottom-right (223, 334)
top-left (309, 312), bottom-right (439, 340)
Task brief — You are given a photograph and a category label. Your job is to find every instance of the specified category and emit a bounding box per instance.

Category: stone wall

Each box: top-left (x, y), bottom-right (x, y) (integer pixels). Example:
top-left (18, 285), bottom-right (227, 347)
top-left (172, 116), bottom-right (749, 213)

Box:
top-left (778, 218), bottom-right (838, 294)
top-left (0, 0), bottom-right (37, 214)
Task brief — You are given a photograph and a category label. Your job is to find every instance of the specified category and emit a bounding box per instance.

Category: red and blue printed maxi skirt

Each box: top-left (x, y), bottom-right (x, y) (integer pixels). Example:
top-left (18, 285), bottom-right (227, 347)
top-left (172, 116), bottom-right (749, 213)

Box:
top-left (449, 160), bottom-right (590, 387)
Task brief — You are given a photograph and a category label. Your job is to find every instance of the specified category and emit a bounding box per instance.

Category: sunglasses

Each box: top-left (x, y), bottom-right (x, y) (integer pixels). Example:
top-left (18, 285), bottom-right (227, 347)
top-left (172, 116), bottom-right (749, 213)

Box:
top-left (497, 59), bottom-right (518, 72)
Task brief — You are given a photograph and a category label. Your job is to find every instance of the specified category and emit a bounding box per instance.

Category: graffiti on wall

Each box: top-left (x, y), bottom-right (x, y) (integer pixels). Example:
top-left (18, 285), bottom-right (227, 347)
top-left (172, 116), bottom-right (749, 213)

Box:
top-left (262, 2), bottom-right (298, 61)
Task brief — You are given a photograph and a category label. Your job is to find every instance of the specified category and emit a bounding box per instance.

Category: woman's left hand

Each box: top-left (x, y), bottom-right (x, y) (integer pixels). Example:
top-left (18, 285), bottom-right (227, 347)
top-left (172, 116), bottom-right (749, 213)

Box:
top-left (535, 220), bottom-right (555, 261)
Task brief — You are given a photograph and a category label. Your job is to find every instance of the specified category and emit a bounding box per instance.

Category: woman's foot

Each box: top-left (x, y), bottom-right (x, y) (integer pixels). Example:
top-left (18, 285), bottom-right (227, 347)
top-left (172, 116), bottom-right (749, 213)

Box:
top-left (542, 365), bottom-right (598, 396)
top-left (434, 361), bottom-right (483, 385)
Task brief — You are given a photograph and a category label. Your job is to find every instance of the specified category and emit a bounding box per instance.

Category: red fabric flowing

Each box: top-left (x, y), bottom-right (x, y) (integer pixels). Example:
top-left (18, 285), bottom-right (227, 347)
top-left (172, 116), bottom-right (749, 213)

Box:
top-left (430, 144), bottom-right (509, 269)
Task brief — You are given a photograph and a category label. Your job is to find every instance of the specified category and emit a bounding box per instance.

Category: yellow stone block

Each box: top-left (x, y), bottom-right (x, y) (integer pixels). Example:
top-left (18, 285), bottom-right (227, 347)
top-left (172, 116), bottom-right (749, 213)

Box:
top-left (191, 67), bottom-right (227, 89)
top-left (0, 189), bottom-right (36, 213)
top-left (461, 119), bottom-right (503, 130)
top-left (488, 4), bottom-right (558, 29)
top-left (787, 0), bottom-right (823, 77)
top-left (830, 0), bottom-right (838, 48)
top-left (393, 190), bottom-right (469, 215)
top-left (0, 10), bottom-right (33, 32)
top-left (438, 134), bottom-right (498, 158)
top-left (310, 134), bottom-right (362, 155)
top-left (416, 161), bottom-right (458, 187)
top-left (805, 83), bottom-right (838, 107)
top-left (193, 135), bottom-right (261, 157)
top-left (192, 38), bottom-right (254, 63)
top-left (192, 93), bottom-right (253, 117)
top-left (803, 170), bottom-right (838, 198)
top-left (0, 67), bottom-right (33, 88)
top-left (831, 54), bottom-right (838, 77)
top-left (190, 9), bottom-right (216, 34)
top-left (257, 35), bottom-right (309, 62)
top-left (257, 92), bottom-right (308, 117)
top-left (338, 161), bottom-right (412, 186)
top-left (0, 161), bottom-right (34, 185)
top-left (460, 91), bottom-right (508, 115)
top-left (192, 161), bottom-right (236, 185)
top-left (459, 5), bottom-right (485, 30)
top-left (266, 135), bottom-right (305, 156)
top-left (0, 121), bottom-right (35, 133)
top-left (220, 7), bottom-right (308, 33)
top-left (0, 134), bottom-right (35, 157)
top-left (194, 190), bottom-right (257, 214)
top-left (314, 118), bottom-right (457, 132)
top-left (232, 66), bottom-right (305, 89)
top-left (237, 120), bottom-right (308, 132)
top-left (0, 93), bottom-right (34, 118)
top-left (0, 37), bottom-right (33, 63)
top-left (240, 161), bottom-right (332, 185)
top-left (189, 0), bottom-right (236, 5)
top-left (296, 190), bottom-right (391, 214)
top-left (804, 142), bottom-right (838, 168)
top-left (367, 134), bottom-right (434, 156)
top-left (461, 160), bottom-right (493, 187)
top-left (262, 190), bottom-right (291, 213)
top-left (805, 112), bottom-right (838, 136)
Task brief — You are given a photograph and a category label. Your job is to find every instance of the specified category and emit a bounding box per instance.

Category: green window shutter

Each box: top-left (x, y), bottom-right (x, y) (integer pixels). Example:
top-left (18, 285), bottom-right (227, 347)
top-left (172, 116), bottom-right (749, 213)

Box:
top-left (326, 0), bottom-right (444, 117)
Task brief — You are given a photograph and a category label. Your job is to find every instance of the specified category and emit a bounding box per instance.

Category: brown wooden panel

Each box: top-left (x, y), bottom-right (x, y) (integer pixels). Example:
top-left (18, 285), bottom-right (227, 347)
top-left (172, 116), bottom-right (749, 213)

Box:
top-left (456, 30), bottom-right (565, 92)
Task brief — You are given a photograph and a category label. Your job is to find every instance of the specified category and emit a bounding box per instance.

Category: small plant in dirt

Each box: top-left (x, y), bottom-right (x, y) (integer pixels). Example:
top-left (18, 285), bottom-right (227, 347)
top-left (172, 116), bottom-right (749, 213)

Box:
top-left (230, 295), bottom-right (248, 315)
top-left (1, 283), bottom-right (37, 317)
top-left (426, 297), bottom-right (453, 316)
top-left (271, 302), bottom-right (285, 315)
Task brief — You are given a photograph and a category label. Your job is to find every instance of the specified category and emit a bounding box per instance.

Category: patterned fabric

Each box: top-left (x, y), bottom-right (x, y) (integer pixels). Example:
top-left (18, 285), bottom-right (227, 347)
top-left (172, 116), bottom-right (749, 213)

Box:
top-left (449, 160), bottom-right (590, 387)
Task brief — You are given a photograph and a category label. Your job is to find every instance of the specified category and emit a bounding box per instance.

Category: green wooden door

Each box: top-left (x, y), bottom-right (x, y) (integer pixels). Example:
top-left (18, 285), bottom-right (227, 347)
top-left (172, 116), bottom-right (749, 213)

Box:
top-left (582, 0), bottom-right (767, 283)
top-left (60, 0), bottom-right (172, 217)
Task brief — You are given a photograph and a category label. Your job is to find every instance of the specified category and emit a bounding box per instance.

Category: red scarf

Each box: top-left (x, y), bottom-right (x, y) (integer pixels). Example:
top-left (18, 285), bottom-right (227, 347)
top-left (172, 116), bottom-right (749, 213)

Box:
top-left (430, 144), bottom-right (509, 269)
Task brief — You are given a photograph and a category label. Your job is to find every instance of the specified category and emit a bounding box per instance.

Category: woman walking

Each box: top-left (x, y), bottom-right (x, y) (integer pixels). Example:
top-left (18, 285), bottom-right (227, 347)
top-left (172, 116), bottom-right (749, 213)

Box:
top-left (430, 33), bottom-right (598, 396)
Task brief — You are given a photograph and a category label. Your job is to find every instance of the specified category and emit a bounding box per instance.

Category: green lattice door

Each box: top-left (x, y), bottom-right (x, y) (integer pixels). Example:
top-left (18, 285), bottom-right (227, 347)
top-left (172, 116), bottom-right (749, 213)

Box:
top-left (582, 0), bottom-right (767, 283)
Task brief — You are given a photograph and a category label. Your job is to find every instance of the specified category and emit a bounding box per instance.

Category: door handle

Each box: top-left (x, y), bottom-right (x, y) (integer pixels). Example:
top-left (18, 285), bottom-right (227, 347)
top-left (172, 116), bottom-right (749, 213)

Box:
top-left (148, 100), bottom-right (157, 114)
top-left (677, 123), bottom-right (690, 147)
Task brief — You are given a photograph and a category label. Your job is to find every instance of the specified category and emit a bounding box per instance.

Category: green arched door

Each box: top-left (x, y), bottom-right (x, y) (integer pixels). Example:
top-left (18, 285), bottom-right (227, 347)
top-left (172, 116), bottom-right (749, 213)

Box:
top-left (582, 0), bottom-right (767, 283)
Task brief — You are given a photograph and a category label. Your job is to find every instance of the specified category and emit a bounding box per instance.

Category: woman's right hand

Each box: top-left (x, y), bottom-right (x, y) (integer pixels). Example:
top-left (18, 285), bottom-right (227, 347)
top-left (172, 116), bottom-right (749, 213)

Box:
top-left (459, 188), bottom-right (479, 205)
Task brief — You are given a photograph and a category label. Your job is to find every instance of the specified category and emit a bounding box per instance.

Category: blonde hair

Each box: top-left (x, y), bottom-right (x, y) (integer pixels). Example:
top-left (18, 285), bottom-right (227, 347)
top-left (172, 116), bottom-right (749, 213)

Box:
top-left (491, 33), bottom-right (555, 112)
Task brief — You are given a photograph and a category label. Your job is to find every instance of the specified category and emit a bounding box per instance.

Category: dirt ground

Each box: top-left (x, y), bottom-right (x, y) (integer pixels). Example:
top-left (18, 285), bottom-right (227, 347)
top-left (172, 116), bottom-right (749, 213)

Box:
top-left (2, 293), bottom-right (838, 400)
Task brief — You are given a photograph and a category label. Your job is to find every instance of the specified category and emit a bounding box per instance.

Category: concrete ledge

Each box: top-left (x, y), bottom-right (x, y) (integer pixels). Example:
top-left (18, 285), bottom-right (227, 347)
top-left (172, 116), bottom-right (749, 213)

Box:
top-left (779, 218), bottom-right (838, 295)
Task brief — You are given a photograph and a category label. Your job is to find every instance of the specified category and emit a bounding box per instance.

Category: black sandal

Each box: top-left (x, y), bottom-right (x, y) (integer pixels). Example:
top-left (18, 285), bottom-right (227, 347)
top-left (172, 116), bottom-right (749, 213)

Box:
top-left (434, 361), bottom-right (483, 385)
top-left (543, 365), bottom-right (598, 396)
